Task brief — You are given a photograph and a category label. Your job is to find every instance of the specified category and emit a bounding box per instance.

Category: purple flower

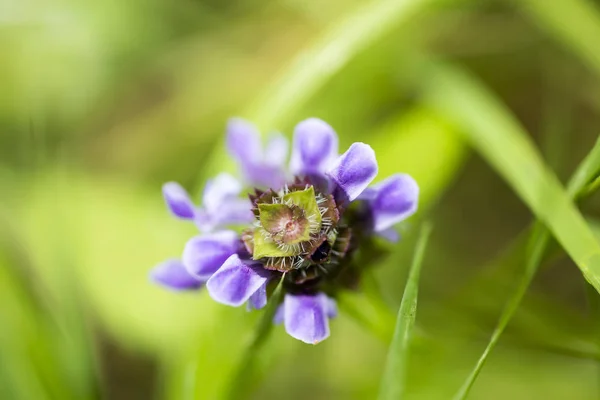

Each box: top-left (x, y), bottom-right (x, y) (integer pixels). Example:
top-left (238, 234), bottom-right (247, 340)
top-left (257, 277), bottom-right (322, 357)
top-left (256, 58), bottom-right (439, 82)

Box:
top-left (150, 259), bottom-right (205, 291)
top-left (163, 173), bottom-right (254, 232)
top-left (183, 230), bottom-right (242, 280)
top-left (289, 118), bottom-right (338, 176)
top-left (206, 254), bottom-right (270, 308)
top-left (152, 117), bottom-right (419, 344)
top-left (327, 142), bottom-right (378, 203)
top-left (227, 118), bottom-right (288, 189)
top-left (162, 182), bottom-right (196, 220)
top-left (274, 293), bottom-right (337, 344)
top-left (360, 174), bottom-right (419, 242)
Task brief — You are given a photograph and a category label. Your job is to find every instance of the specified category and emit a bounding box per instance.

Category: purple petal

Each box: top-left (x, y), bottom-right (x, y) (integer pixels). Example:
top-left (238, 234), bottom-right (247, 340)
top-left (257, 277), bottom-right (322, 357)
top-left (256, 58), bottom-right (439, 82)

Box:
top-left (162, 182), bottom-right (196, 219)
top-left (326, 143), bottom-right (378, 202)
top-left (290, 118), bottom-right (339, 176)
top-left (284, 293), bottom-right (331, 344)
top-left (150, 259), bottom-right (204, 291)
top-left (326, 296), bottom-right (338, 318)
top-left (202, 173), bottom-right (243, 212)
top-left (370, 174), bottom-right (419, 232)
top-left (182, 231), bottom-right (240, 280)
top-left (226, 118), bottom-right (287, 189)
top-left (357, 186), bottom-right (378, 201)
top-left (243, 163), bottom-right (286, 190)
top-left (206, 255), bottom-right (270, 307)
top-left (194, 209), bottom-right (216, 232)
top-left (194, 199), bottom-right (254, 232)
top-left (273, 304), bottom-right (285, 324)
top-left (247, 282), bottom-right (268, 310)
top-left (215, 199), bottom-right (255, 225)
top-left (264, 133), bottom-right (289, 167)
top-left (227, 118), bottom-right (262, 166)
top-left (377, 227), bottom-right (401, 243)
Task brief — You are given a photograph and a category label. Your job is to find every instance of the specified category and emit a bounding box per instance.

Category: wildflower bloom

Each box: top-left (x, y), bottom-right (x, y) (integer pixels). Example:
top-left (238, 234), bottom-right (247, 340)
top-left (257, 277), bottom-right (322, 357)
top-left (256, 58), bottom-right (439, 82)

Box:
top-left (151, 118), bottom-right (419, 344)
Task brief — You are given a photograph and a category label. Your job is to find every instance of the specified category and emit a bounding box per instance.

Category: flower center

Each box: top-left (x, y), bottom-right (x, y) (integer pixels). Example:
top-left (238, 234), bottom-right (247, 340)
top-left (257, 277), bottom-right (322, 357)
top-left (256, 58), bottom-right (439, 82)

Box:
top-left (244, 181), bottom-right (351, 274)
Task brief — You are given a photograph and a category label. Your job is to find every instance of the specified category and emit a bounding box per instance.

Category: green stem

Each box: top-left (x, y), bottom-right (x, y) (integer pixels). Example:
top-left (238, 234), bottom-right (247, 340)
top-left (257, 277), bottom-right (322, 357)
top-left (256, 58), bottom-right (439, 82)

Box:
top-left (224, 275), bottom-right (285, 400)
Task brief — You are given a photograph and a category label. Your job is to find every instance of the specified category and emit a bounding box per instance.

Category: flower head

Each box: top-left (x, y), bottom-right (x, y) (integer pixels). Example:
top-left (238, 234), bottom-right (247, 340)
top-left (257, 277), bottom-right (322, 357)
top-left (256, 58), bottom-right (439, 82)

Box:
top-left (151, 118), bottom-right (419, 344)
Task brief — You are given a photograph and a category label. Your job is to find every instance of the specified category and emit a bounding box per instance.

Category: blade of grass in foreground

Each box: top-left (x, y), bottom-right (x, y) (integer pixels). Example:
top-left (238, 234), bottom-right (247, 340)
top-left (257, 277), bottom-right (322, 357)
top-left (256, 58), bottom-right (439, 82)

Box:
top-left (248, 0), bottom-right (440, 128)
top-left (452, 223), bottom-right (549, 400)
top-left (567, 135), bottom-right (600, 197)
top-left (378, 222), bottom-right (432, 400)
top-left (225, 275), bottom-right (285, 400)
top-left (421, 64), bottom-right (600, 398)
top-left (452, 133), bottom-right (600, 399)
top-left (423, 64), bottom-right (600, 294)
top-left (200, 0), bottom-right (446, 181)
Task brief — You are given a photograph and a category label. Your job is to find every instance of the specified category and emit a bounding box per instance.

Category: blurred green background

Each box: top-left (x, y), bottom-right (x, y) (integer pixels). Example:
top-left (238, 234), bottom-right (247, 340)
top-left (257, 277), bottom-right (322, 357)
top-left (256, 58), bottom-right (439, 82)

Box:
top-left (3, 0), bottom-right (600, 398)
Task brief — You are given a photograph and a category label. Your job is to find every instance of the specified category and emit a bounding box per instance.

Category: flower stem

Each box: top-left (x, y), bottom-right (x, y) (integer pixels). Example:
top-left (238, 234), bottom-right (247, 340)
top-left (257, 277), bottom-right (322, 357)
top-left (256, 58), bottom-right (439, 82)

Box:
top-left (224, 275), bottom-right (285, 400)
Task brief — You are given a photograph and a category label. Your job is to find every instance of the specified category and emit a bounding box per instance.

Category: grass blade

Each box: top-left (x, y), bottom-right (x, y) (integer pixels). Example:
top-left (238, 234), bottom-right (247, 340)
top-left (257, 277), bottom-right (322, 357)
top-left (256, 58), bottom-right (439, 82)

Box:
top-left (378, 222), bottom-right (433, 400)
top-left (421, 63), bottom-right (600, 398)
top-left (200, 0), bottom-right (447, 186)
top-left (452, 223), bottom-right (550, 399)
top-left (423, 64), bottom-right (600, 294)
top-left (248, 0), bottom-right (440, 128)
top-left (568, 134), bottom-right (600, 197)
top-left (451, 132), bottom-right (600, 398)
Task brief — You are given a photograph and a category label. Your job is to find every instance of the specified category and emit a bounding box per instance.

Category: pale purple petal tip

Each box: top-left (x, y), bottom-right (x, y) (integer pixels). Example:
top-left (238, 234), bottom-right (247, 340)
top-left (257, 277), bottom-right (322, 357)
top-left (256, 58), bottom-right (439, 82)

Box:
top-left (194, 209), bottom-right (216, 232)
top-left (326, 143), bottom-right (378, 202)
top-left (244, 164), bottom-right (286, 190)
top-left (215, 199), bottom-right (255, 226)
top-left (202, 173), bottom-right (243, 212)
top-left (290, 118), bottom-right (339, 176)
top-left (264, 133), bottom-right (289, 167)
top-left (162, 182), bottom-right (196, 219)
top-left (326, 296), bottom-right (338, 318)
top-left (226, 119), bottom-right (287, 189)
top-left (182, 231), bottom-right (240, 280)
top-left (284, 293), bottom-right (331, 344)
top-left (226, 118), bottom-right (262, 166)
top-left (150, 259), bottom-right (204, 291)
top-left (370, 174), bottom-right (419, 232)
top-left (247, 282), bottom-right (268, 310)
top-left (377, 227), bottom-right (401, 243)
top-left (273, 304), bottom-right (285, 324)
top-left (206, 254), bottom-right (270, 307)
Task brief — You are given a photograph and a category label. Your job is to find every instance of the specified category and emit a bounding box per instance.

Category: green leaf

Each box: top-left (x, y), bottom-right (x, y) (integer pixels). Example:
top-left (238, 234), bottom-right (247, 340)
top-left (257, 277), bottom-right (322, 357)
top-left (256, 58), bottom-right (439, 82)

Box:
top-left (378, 222), bottom-right (432, 400)
top-left (423, 63), bottom-right (600, 294)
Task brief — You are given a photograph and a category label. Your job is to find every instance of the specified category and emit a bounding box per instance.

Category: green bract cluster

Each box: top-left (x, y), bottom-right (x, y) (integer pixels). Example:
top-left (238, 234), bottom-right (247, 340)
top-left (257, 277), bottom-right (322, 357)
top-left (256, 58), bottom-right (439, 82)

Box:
top-left (243, 182), bottom-right (351, 280)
